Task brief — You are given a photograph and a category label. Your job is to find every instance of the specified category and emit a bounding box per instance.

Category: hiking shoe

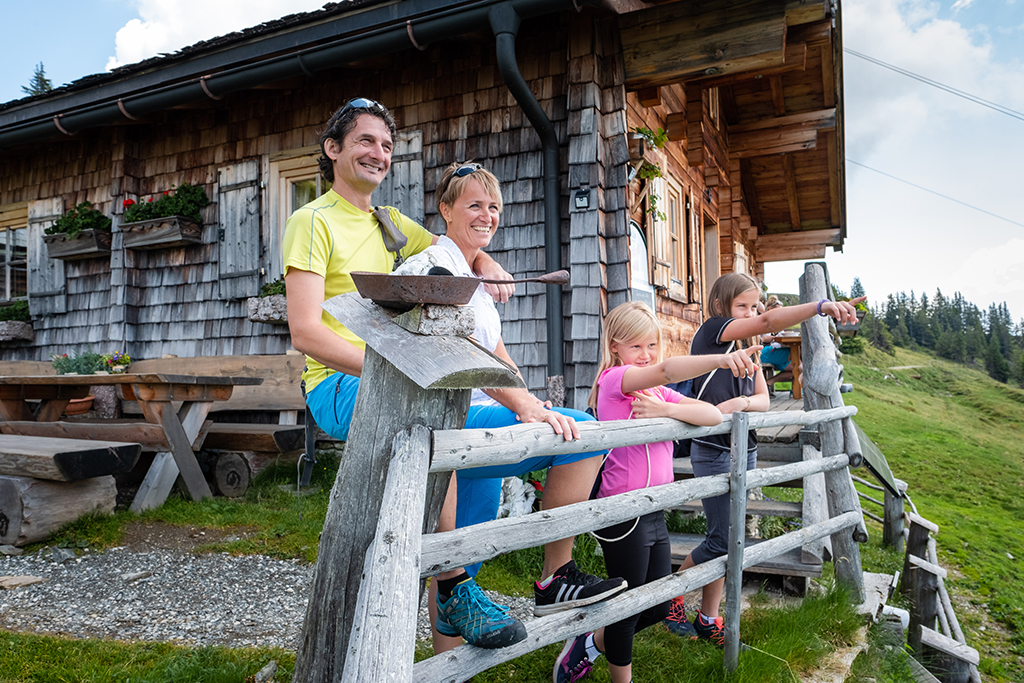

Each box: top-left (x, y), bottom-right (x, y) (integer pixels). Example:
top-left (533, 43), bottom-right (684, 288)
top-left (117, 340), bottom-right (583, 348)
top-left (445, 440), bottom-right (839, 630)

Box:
top-left (693, 609), bottom-right (750, 651)
top-left (553, 633), bottom-right (595, 683)
top-left (664, 596), bottom-right (696, 637)
top-left (534, 560), bottom-right (627, 616)
top-left (435, 578), bottom-right (527, 648)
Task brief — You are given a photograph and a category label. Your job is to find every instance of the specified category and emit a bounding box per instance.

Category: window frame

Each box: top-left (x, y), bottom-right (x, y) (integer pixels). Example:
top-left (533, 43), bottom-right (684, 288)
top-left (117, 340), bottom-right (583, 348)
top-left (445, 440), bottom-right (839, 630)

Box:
top-left (0, 202), bottom-right (28, 303)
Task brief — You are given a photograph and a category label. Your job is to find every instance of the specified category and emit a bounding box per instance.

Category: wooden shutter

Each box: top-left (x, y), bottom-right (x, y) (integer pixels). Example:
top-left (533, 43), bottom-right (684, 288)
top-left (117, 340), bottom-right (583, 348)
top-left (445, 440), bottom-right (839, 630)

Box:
top-left (218, 160), bottom-right (260, 300)
top-left (649, 176), bottom-right (671, 290)
top-left (26, 197), bottom-right (66, 316)
top-left (372, 130), bottom-right (424, 225)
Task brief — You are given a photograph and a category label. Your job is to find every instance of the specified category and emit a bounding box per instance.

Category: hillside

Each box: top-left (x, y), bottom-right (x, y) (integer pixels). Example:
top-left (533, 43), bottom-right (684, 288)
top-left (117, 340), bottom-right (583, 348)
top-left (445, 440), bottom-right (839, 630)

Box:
top-left (841, 344), bottom-right (1024, 681)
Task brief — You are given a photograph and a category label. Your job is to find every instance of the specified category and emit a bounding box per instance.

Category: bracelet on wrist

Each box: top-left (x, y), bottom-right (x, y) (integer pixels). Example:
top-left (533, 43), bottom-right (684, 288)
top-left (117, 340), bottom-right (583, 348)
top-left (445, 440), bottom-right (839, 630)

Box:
top-left (816, 299), bottom-right (829, 317)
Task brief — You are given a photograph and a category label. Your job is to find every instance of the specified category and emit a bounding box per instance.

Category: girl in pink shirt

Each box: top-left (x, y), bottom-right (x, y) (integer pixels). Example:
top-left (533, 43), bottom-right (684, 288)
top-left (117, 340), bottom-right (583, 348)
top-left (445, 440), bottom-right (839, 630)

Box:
top-left (553, 301), bottom-right (758, 683)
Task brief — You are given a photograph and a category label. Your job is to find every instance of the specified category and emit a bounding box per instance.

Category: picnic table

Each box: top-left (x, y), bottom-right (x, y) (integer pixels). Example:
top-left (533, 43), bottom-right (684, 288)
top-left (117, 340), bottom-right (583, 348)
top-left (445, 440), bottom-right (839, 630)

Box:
top-left (774, 332), bottom-right (803, 399)
top-left (0, 373), bottom-right (263, 511)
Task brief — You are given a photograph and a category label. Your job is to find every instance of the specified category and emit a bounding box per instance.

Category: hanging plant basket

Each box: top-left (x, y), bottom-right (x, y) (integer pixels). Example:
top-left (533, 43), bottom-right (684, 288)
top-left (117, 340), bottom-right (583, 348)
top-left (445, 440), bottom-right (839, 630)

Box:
top-left (43, 229), bottom-right (112, 260)
top-left (121, 215), bottom-right (202, 250)
top-left (836, 310), bottom-right (866, 337)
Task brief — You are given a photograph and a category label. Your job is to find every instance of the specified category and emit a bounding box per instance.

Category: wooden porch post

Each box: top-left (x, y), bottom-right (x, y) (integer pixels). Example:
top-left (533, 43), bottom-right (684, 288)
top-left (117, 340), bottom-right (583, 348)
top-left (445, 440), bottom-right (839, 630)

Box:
top-left (724, 410), bottom-right (749, 672)
top-left (293, 294), bottom-right (522, 682)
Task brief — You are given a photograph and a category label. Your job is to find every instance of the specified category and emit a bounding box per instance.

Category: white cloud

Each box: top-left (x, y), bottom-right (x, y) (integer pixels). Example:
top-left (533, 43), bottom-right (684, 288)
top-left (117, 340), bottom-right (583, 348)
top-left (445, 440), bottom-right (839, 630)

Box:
top-left (106, 0), bottom-right (327, 70)
top-left (951, 0), bottom-right (977, 14)
top-left (952, 239), bottom-right (1024, 317)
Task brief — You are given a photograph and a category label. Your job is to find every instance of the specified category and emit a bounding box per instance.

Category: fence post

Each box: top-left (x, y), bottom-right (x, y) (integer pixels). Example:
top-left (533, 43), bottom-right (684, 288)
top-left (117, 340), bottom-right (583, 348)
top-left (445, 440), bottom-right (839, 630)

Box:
top-left (907, 554), bottom-right (944, 656)
top-left (724, 410), bottom-right (749, 672)
top-left (901, 512), bottom-right (938, 598)
top-left (293, 294), bottom-right (522, 682)
top-left (883, 478), bottom-right (908, 553)
top-left (800, 263), bottom-right (866, 601)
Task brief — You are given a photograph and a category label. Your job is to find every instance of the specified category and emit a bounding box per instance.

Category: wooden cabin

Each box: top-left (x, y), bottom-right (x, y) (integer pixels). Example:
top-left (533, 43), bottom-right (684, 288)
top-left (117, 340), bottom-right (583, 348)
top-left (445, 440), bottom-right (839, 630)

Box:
top-left (0, 0), bottom-right (846, 411)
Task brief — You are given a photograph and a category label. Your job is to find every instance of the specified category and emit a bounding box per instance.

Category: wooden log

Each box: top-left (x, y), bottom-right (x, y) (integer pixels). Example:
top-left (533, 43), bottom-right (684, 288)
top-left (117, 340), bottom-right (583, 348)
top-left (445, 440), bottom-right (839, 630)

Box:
top-left (908, 555), bottom-right (942, 658)
top-left (883, 479), bottom-right (908, 553)
top-left (919, 626), bottom-right (977, 683)
top-left (322, 293), bottom-right (523, 391)
top-left (340, 425), bottom-right (430, 683)
top-left (901, 512), bottom-right (939, 597)
top-left (420, 453), bottom-right (852, 575)
top-left (415, 510), bottom-right (861, 683)
top-left (430, 405), bottom-right (857, 472)
top-left (800, 263), bottom-right (865, 601)
top-left (800, 443), bottom-right (827, 563)
top-left (0, 419), bottom-right (210, 452)
top-left (293, 347), bottom-right (471, 682)
top-left (0, 435), bottom-right (141, 482)
top-left (212, 452), bottom-right (251, 498)
top-left (724, 411), bottom-right (749, 672)
top-left (841, 417), bottom-right (864, 468)
top-left (202, 423), bottom-right (305, 453)
top-left (0, 474), bottom-right (116, 546)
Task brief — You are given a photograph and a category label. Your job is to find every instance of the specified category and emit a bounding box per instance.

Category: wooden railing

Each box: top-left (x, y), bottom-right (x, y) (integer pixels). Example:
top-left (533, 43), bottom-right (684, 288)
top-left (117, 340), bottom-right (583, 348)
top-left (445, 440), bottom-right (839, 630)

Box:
top-left (286, 262), bottom-right (874, 682)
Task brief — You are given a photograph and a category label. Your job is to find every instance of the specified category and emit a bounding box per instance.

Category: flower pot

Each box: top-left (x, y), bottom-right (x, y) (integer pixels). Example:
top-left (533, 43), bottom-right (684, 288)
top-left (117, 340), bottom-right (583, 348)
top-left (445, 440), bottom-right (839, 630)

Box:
top-left (0, 321), bottom-right (33, 342)
top-left (121, 215), bottom-right (202, 250)
top-left (247, 294), bottom-right (288, 324)
top-left (43, 230), bottom-right (112, 260)
top-left (63, 395), bottom-right (94, 416)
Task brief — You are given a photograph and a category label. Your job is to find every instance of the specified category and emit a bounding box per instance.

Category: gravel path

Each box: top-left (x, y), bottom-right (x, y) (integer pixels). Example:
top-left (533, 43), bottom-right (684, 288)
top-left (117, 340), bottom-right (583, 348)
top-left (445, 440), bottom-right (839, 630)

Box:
top-left (0, 542), bottom-right (536, 649)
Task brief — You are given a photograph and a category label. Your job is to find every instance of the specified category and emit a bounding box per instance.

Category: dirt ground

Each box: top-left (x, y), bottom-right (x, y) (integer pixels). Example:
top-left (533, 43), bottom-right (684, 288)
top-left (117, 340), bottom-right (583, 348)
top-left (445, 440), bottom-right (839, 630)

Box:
top-left (118, 521), bottom-right (255, 553)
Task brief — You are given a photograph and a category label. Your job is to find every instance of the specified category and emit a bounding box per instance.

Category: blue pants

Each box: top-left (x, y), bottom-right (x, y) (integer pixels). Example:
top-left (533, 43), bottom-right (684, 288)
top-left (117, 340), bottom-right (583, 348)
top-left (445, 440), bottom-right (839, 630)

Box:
top-left (307, 371), bottom-right (603, 575)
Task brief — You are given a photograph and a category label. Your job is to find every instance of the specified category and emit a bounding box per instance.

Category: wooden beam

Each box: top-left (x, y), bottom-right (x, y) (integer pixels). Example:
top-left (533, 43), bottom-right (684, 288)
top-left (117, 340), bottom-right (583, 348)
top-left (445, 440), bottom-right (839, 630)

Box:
top-left (729, 108), bottom-right (835, 134)
top-left (783, 153), bottom-right (802, 230)
top-left (756, 229), bottom-right (840, 250)
top-left (686, 88), bottom-right (704, 167)
top-left (785, 1), bottom-right (826, 26)
top-left (740, 159), bottom-right (763, 230)
top-left (687, 42), bottom-right (807, 89)
top-left (666, 112), bottom-right (687, 142)
top-left (827, 130), bottom-right (841, 228)
top-left (620, 0), bottom-right (787, 91)
top-left (637, 87), bottom-right (662, 108)
top-left (788, 19), bottom-right (832, 45)
top-left (756, 244), bottom-right (827, 262)
top-left (769, 75), bottom-right (786, 115)
top-left (729, 127), bottom-right (818, 158)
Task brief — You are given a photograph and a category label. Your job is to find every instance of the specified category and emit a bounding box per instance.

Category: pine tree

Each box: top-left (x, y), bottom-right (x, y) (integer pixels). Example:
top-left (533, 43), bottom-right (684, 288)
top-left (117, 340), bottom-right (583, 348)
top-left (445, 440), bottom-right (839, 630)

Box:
top-left (986, 335), bottom-right (1010, 383)
top-left (21, 62), bottom-right (53, 96)
top-left (850, 277), bottom-right (865, 299)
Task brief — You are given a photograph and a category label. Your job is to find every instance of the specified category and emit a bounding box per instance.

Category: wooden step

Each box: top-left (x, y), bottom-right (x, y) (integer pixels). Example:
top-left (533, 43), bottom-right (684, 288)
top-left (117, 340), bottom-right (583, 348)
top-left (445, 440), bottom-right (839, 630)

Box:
top-left (203, 423), bottom-right (305, 454)
top-left (671, 498), bottom-right (802, 517)
top-left (668, 532), bottom-right (822, 578)
top-left (672, 459), bottom-right (805, 488)
top-left (0, 434), bottom-right (141, 482)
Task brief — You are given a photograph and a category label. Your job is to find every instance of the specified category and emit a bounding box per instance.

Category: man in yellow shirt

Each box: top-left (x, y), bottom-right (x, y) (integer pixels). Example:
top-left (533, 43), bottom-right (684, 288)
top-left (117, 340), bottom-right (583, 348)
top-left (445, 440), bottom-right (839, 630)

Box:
top-left (283, 98), bottom-right (625, 650)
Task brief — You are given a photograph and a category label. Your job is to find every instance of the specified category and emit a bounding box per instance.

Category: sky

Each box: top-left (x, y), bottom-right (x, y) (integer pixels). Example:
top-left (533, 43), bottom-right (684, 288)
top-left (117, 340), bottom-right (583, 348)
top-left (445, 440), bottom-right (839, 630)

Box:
top-left (2, 0), bottom-right (1023, 321)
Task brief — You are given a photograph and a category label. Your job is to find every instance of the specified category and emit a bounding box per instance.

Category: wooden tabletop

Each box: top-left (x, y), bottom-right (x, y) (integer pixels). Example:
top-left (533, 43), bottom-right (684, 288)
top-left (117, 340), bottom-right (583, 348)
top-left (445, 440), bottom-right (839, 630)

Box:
top-left (0, 374), bottom-right (264, 386)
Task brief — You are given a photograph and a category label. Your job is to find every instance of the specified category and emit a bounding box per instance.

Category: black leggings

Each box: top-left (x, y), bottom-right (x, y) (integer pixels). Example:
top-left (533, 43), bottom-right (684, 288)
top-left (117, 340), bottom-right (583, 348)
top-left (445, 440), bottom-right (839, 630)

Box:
top-left (595, 511), bottom-right (672, 666)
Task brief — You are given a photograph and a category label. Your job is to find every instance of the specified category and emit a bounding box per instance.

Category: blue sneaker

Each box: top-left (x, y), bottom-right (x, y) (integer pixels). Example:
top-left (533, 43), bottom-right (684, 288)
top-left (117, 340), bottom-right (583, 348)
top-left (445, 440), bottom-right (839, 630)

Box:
top-left (435, 578), bottom-right (527, 649)
top-left (664, 596), bottom-right (697, 637)
top-left (553, 632), bottom-right (595, 683)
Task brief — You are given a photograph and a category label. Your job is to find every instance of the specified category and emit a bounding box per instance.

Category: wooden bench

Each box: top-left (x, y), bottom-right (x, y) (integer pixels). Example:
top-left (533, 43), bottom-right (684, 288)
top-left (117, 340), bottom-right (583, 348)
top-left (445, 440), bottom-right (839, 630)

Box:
top-left (0, 433), bottom-right (141, 482)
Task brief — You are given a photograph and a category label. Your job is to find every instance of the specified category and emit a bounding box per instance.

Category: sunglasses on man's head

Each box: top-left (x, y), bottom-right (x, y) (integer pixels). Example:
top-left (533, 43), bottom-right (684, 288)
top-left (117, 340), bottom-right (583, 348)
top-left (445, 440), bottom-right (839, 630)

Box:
top-left (340, 97), bottom-right (387, 116)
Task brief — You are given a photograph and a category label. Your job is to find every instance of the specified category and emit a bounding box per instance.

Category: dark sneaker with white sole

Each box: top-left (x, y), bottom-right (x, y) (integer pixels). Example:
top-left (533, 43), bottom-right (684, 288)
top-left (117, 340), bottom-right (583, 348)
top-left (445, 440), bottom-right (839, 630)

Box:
top-left (534, 560), bottom-right (627, 617)
top-left (693, 609), bottom-right (751, 651)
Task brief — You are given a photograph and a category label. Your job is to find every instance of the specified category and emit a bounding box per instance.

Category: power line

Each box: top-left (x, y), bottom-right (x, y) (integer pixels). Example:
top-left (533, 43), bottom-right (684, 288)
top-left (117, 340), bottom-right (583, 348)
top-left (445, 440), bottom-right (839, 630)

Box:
top-left (844, 48), bottom-right (1024, 123)
top-left (847, 159), bottom-right (1024, 228)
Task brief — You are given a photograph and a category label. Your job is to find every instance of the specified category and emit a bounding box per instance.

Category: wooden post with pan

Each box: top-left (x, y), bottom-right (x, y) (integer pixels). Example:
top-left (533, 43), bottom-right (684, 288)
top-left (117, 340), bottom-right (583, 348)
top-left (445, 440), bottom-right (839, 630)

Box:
top-left (292, 293), bottom-right (522, 683)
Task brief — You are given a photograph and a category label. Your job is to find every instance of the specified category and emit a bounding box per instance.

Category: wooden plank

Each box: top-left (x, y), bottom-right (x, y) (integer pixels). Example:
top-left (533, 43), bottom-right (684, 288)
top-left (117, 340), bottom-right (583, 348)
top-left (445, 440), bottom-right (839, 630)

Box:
top-left (785, 1), bottom-right (826, 25)
top-left (769, 75), bottom-right (786, 115)
top-left (729, 108), bottom-right (836, 134)
top-left (672, 498), bottom-right (801, 517)
top-left (322, 293), bottom-right (523, 391)
top-left (801, 444), bottom-right (827, 563)
top-left (686, 41), bottom-right (807, 90)
top-left (130, 451), bottom-right (179, 513)
top-left (920, 626), bottom-right (980, 666)
top-left (675, 457), bottom-right (806, 488)
top-left (0, 419), bottom-right (207, 452)
top-left (755, 228), bottom-right (840, 249)
top-left (620, 0), bottom-right (787, 90)
top-left (669, 532), bottom-right (822, 577)
top-left (783, 153), bottom-right (802, 229)
top-left (730, 127), bottom-right (818, 158)
top-left (757, 244), bottom-right (828, 262)
top-left (0, 435), bottom-right (141, 481)
top-left (637, 87), bottom-right (661, 107)
top-left (203, 423), bottom-right (305, 453)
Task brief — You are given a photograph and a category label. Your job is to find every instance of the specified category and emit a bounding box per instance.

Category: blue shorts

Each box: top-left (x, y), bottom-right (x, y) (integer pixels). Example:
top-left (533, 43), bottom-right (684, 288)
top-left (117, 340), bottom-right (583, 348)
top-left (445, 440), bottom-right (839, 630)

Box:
top-left (760, 346), bottom-right (791, 370)
top-left (306, 371), bottom-right (604, 575)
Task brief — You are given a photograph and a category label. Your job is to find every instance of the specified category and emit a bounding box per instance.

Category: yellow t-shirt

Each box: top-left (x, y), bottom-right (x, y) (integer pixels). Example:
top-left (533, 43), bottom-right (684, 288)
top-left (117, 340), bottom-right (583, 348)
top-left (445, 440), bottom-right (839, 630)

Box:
top-left (282, 189), bottom-right (433, 392)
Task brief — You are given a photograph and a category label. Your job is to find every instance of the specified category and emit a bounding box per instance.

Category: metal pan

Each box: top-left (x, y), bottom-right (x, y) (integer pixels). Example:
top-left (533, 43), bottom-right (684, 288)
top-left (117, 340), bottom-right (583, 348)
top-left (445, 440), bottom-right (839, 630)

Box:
top-left (350, 270), bottom-right (569, 310)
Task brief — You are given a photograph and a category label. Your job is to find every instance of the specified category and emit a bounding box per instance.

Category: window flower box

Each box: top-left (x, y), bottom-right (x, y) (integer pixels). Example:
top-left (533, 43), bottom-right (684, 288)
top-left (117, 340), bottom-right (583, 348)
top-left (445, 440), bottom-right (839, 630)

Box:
top-left (0, 320), bottom-right (33, 342)
top-left (43, 229), bottom-right (113, 260)
top-left (121, 215), bottom-right (202, 250)
top-left (836, 309), bottom-right (866, 337)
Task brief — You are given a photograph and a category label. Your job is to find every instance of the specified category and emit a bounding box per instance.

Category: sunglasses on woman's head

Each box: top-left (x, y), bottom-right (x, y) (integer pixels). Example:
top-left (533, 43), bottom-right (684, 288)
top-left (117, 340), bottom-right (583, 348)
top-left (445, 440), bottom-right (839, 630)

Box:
top-left (440, 162), bottom-right (483, 198)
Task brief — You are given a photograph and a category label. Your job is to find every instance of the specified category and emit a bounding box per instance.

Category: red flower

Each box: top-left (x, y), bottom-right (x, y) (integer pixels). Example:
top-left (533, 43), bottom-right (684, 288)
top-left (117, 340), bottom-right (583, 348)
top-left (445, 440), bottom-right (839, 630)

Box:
top-left (163, 190), bottom-right (170, 195)
top-left (147, 197), bottom-right (153, 202)
top-left (122, 199), bottom-right (136, 208)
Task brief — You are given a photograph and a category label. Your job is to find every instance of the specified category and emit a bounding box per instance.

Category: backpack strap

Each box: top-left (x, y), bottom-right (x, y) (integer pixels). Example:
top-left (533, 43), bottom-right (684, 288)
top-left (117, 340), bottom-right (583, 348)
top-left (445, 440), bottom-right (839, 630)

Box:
top-left (371, 206), bottom-right (408, 271)
top-left (694, 341), bottom-right (736, 400)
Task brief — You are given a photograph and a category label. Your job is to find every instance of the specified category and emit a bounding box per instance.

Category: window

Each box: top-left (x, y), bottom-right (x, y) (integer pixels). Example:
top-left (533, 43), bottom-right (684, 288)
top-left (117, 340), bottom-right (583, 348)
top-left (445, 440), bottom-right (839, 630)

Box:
top-left (268, 147), bottom-right (325, 283)
top-left (0, 202), bottom-right (28, 302)
top-left (651, 177), bottom-right (692, 302)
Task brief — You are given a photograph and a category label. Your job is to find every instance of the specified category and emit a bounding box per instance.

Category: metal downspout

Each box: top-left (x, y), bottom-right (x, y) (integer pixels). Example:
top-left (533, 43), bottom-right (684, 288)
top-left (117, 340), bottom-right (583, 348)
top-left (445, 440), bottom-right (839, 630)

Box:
top-left (489, 2), bottom-right (565, 396)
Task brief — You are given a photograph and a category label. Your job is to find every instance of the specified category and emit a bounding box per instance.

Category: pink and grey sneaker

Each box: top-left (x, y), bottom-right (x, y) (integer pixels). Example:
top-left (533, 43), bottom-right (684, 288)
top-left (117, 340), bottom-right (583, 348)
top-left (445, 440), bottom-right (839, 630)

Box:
top-left (553, 632), bottom-right (595, 683)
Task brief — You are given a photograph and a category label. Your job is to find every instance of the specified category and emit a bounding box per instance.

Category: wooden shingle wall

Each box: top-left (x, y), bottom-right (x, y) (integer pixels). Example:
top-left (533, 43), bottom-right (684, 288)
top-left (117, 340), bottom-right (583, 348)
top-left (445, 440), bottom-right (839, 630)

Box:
top-left (1, 14), bottom-right (621, 401)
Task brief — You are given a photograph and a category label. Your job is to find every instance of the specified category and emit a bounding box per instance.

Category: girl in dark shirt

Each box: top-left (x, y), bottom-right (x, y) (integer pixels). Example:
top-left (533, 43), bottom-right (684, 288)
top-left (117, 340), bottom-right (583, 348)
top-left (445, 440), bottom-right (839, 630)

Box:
top-left (664, 272), bottom-right (865, 649)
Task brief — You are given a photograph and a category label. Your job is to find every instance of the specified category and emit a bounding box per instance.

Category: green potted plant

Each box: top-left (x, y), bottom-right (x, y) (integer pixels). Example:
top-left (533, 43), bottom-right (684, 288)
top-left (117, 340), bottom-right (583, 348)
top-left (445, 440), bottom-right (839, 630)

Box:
top-left (43, 201), bottom-right (113, 260)
top-left (51, 349), bottom-right (108, 414)
top-left (247, 277), bottom-right (288, 324)
top-left (120, 183), bottom-right (210, 250)
top-left (0, 300), bottom-right (32, 342)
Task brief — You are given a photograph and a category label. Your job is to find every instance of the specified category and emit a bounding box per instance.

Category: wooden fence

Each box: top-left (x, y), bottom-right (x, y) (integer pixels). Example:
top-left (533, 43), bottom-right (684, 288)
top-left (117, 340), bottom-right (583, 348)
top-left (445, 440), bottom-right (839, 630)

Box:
top-left (289, 261), bottom-right (872, 682)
